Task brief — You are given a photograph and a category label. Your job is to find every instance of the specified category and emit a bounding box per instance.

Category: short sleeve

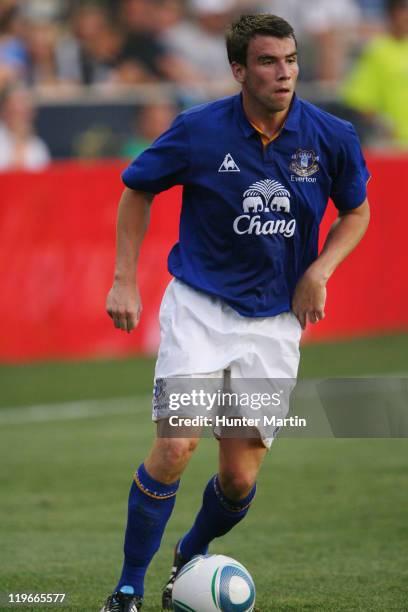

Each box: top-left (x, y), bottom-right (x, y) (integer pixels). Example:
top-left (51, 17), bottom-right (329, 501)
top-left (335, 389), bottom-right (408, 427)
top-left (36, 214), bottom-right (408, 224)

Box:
top-left (330, 123), bottom-right (371, 211)
top-left (122, 113), bottom-right (190, 194)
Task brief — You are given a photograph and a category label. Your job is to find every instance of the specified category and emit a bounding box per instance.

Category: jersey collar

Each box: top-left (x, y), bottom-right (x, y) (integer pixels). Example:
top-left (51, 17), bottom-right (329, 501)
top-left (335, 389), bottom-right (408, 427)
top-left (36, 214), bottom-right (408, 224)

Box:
top-left (235, 92), bottom-right (300, 139)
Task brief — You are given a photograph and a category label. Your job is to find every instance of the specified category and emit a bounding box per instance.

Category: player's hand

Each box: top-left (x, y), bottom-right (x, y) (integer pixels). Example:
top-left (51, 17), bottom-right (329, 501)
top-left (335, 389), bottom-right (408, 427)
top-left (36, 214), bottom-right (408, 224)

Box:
top-left (106, 281), bottom-right (142, 333)
top-left (292, 268), bottom-right (327, 330)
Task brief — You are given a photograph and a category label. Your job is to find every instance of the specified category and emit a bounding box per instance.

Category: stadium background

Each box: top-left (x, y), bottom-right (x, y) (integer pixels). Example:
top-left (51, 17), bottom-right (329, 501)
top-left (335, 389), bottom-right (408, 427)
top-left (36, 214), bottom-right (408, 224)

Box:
top-left (0, 1), bottom-right (407, 610)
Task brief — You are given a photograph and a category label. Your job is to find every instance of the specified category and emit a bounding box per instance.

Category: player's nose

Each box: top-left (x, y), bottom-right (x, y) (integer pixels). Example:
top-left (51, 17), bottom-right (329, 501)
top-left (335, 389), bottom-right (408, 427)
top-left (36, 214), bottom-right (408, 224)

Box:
top-left (276, 61), bottom-right (292, 80)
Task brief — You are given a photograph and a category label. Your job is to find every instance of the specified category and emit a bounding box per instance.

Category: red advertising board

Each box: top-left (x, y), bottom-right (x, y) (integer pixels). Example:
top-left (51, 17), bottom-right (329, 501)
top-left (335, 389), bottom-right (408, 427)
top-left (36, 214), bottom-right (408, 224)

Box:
top-left (0, 155), bottom-right (406, 362)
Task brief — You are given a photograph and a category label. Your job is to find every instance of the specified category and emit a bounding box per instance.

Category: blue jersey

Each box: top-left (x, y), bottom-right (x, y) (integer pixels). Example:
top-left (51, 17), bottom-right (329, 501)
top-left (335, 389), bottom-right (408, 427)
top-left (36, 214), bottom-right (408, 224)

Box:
top-left (122, 94), bottom-right (370, 317)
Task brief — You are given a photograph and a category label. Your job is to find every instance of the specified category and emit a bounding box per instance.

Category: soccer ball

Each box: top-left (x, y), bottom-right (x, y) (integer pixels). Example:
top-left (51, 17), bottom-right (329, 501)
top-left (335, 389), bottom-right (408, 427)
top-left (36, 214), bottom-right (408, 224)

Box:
top-left (172, 554), bottom-right (256, 612)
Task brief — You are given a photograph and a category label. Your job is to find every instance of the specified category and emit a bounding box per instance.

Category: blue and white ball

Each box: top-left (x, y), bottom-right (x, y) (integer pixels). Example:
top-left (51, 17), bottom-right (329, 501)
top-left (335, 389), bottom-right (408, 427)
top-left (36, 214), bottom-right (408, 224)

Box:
top-left (172, 554), bottom-right (256, 612)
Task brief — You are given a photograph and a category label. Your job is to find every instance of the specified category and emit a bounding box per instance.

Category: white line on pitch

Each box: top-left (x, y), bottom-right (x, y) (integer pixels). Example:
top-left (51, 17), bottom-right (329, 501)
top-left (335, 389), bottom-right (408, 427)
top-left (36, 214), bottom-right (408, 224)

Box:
top-left (0, 396), bottom-right (150, 426)
top-left (0, 375), bottom-right (406, 427)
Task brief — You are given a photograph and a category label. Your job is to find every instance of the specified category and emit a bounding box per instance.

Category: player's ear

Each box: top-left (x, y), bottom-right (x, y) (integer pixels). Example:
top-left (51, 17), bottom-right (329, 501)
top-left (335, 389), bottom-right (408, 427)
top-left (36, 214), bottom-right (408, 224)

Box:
top-left (231, 61), bottom-right (246, 84)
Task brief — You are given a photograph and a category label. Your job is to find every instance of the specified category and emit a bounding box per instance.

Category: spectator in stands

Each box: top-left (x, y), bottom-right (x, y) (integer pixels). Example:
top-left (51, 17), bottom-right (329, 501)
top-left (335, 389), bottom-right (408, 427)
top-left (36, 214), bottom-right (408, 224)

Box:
top-left (355, 0), bottom-right (386, 21)
top-left (115, 0), bottom-right (197, 85)
top-left (354, 0), bottom-right (387, 43)
top-left (0, 1), bottom-right (28, 88)
top-left (261, 0), bottom-right (361, 81)
top-left (0, 84), bottom-right (50, 170)
top-left (162, 0), bottom-right (237, 83)
top-left (56, 3), bottom-right (124, 86)
top-left (153, 0), bottom-right (185, 33)
top-left (115, 0), bottom-right (171, 82)
top-left (121, 101), bottom-right (178, 158)
top-left (342, 0), bottom-right (408, 148)
top-left (25, 20), bottom-right (59, 88)
top-left (21, 0), bottom-right (68, 22)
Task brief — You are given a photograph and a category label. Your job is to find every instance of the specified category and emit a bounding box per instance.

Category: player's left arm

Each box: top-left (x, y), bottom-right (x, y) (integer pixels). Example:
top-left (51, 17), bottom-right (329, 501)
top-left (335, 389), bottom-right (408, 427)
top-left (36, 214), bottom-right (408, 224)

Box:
top-left (292, 198), bottom-right (370, 329)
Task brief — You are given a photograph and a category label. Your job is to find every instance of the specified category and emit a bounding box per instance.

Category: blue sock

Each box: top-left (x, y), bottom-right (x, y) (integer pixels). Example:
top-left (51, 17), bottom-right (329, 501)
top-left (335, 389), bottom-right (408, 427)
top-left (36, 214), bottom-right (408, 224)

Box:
top-left (116, 463), bottom-right (180, 597)
top-left (179, 474), bottom-right (256, 562)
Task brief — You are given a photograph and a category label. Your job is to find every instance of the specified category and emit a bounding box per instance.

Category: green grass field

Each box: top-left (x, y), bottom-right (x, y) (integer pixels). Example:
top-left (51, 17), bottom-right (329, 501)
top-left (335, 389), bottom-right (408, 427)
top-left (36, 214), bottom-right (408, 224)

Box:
top-left (0, 334), bottom-right (407, 611)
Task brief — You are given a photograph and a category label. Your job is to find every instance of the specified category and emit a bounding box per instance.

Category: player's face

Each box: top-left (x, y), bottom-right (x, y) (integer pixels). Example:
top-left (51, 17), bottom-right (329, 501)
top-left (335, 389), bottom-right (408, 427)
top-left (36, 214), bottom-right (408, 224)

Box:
top-left (232, 35), bottom-right (299, 114)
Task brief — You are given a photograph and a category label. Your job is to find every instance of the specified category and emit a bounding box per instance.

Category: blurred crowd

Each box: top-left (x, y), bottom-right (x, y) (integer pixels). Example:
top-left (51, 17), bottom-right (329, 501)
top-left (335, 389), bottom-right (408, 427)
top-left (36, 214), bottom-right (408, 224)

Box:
top-left (0, 0), bottom-right (407, 168)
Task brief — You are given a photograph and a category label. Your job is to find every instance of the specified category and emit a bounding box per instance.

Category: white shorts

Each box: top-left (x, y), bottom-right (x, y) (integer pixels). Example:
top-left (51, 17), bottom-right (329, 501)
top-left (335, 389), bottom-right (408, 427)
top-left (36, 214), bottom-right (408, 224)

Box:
top-left (153, 279), bottom-right (302, 447)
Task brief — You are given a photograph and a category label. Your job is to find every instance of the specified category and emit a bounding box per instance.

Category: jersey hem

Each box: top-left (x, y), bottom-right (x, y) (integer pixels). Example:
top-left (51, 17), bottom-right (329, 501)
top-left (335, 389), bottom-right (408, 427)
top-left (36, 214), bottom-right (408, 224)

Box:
top-left (170, 275), bottom-right (292, 319)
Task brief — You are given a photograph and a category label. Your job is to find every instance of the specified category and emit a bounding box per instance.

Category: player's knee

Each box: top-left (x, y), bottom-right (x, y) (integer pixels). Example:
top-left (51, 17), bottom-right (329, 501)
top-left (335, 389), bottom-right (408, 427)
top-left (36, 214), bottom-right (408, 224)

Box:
top-left (218, 471), bottom-right (255, 501)
top-left (159, 437), bottom-right (199, 470)
top-left (145, 437), bottom-right (199, 482)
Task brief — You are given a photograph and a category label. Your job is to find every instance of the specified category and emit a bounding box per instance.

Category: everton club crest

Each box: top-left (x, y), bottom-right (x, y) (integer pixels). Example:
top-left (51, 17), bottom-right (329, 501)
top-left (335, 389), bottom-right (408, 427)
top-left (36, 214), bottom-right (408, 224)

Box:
top-left (290, 149), bottom-right (319, 177)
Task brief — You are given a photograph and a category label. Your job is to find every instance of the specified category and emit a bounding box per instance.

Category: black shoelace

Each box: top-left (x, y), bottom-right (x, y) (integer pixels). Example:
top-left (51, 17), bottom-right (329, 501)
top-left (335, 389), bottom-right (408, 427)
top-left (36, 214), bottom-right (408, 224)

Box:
top-left (106, 594), bottom-right (122, 612)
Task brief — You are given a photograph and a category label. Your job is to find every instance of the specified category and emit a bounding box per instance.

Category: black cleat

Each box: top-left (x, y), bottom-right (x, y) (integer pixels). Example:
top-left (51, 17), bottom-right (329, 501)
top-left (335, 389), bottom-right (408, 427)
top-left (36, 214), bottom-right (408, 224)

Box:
top-left (162, 540), bottom-right (185, 610)
top-left (100, 586), bottom-right (143, 612)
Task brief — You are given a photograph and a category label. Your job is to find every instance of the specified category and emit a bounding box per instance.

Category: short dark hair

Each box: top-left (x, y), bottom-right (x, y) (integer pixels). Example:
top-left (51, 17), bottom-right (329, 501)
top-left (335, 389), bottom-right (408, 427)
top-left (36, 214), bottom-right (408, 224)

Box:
top-left (226, 14), bottom-right (297, 66)
top-left (386, 0), bottom-right (408, 14)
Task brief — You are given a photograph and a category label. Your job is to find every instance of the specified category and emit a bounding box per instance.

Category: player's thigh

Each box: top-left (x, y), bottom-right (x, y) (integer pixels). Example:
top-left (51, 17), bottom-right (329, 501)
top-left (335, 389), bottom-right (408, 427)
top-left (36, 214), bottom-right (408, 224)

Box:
top-left (218, 436), bottom-right (267, 496)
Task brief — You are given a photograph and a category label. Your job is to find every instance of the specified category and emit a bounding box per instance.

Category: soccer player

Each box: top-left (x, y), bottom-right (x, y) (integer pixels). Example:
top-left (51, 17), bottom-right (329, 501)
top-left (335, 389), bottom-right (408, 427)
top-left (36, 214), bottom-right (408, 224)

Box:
top-left (101, 14), bottom-right (370, 612)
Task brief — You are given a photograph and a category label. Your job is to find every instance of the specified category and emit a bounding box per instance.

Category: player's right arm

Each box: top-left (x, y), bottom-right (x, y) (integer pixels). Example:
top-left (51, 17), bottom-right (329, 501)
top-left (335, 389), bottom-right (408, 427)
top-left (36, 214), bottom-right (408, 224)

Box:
top-left (106, 187), bottom-right (154, 333)
top-left (107, 112), bottom-right (190, 332)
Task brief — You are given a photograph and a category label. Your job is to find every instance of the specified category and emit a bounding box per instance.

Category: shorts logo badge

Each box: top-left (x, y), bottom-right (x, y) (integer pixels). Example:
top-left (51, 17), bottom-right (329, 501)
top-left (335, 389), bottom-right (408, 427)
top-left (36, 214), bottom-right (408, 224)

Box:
top-left (290, 149), bottom-right (319, 177)
top-left (153, 377), bottom-right (169, 414)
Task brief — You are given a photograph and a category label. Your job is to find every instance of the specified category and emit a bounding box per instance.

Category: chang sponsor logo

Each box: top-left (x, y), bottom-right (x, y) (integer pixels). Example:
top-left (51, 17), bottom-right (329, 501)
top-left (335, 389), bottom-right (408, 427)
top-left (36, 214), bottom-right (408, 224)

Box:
top-left (233, 179), bottom-right (296, 238)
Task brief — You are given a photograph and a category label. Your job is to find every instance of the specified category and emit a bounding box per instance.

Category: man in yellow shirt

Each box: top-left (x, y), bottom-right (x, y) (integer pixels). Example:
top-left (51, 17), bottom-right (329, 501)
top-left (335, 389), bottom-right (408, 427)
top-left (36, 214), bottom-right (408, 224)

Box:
top-left (343, 0), bottom-right (408, 148)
